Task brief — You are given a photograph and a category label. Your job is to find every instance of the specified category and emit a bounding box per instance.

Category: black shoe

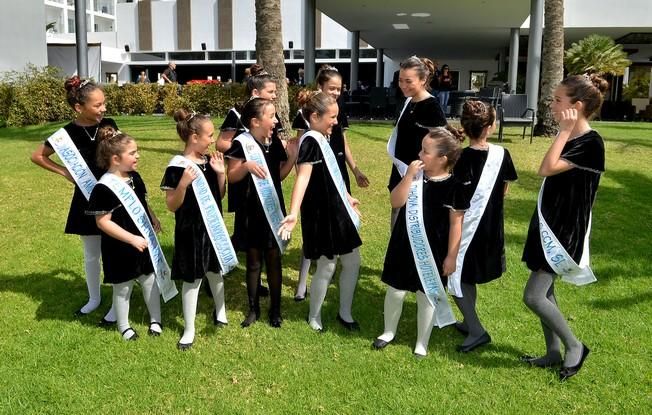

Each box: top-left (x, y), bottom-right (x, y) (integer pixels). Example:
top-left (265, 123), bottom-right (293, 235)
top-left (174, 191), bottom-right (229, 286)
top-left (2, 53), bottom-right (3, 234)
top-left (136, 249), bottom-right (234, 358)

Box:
top-left (97, 317), bottom-right (117, 329)
top-left (294, 289), bottom-right (307, 302)
top-left (212, 309), bottom-right (227, 327)
top-left (258, 285), bottom-right (269, 297)
top-left (177, 341), bottom-right (192, 351)
top-left (559, 344), bottom-right (590, 381)
top-left (241, 310), bottom-right (259, 328)
top-left (120, 327), bottom-right (139, 341)
top-left (336, 314), bottom-right (360, 331)
top-left (456, 332), bottom-right (491, 353)
top-left (520, 354), bottom-right (562, 368)
top-left (453, 321), bottom-right (469, 336)
top-left (372, 338), bottom-right (391, 350)
top-left (269, 314), bottom-right (283, 328)
top-left (148, 322), bottom-right (163, 337)
top-left (74, 308), bottom-right (90, 317)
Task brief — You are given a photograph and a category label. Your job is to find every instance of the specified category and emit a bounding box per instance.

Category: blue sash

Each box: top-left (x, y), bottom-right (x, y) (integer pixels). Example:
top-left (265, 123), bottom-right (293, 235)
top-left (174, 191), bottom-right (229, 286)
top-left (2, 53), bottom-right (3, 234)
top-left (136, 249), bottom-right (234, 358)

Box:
top-left (169, 156), bottom-right (238, 274)
top-left (98, 173), bottom-right (178, 302)
top-left (537, 178), bottom-right (597, 285)
top-left (299, 131), bottom-right (360, 231)
top-left (448, 144), bottom-right (504, 297)
top-left (406, 171), bottom-right (456, 327)
top-left (47, 128), bottom-right (96, 200)
top-left (234, 132), bottom-right (288, 252)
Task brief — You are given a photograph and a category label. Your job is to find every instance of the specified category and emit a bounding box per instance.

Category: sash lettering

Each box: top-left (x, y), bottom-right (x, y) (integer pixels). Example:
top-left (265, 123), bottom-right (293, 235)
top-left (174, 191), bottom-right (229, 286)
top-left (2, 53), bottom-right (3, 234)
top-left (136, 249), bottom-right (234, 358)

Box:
top-left (47, 128), bottom-right (97, 200)
top-left (98, 173), bottom-right (178, 302)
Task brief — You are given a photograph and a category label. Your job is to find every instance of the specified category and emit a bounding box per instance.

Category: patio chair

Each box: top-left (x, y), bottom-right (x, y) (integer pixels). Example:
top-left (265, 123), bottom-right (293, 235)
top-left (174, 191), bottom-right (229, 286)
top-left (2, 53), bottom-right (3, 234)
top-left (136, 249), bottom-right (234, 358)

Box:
top-left (497, 93), bottom-right (535, 143)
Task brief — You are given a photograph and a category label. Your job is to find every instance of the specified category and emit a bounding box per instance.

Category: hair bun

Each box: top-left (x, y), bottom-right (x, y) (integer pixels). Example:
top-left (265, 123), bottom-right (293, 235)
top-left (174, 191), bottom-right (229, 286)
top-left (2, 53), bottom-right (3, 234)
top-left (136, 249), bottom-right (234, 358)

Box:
top-left (64, 75), bottom-right (82, 92)
top-left (173, 108), bottom-right (190, 123)
top-left (97, 125), bottom-right (118, 142)
top-left (589, 74), bottom-right (609, 95)
top-left (250, 64), bottom-right (267, 77)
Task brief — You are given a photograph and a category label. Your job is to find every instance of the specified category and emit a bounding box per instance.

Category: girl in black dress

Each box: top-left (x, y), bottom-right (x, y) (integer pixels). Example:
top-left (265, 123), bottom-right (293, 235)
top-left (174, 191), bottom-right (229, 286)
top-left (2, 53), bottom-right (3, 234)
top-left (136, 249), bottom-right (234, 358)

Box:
top-left (162, 109), bottom-right (228, 350)
top-left (278, 91), bottom-right (362, 332)
top-left (225, 98), bottom-right (297, 328)
top-left (30, 76), bottom-right (117, 323)
top-left (291, 66), bottom-right (369, 305)
top-left (374, 128), bottom-right (466, 357)
top-left (522, 74), bottom-right (608, 380)
top-left (389, 56), bottom-right (461, 228)
top-left (452, 100), bottom-right (517, 352)
top-left (87, 127), bottom-right (163, 340)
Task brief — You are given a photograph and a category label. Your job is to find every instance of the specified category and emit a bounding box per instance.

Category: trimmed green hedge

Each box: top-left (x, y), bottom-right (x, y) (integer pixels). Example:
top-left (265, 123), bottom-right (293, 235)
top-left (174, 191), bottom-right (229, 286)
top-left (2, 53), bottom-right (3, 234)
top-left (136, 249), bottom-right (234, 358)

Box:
top-left (0, 66), bottom-right (308, 127)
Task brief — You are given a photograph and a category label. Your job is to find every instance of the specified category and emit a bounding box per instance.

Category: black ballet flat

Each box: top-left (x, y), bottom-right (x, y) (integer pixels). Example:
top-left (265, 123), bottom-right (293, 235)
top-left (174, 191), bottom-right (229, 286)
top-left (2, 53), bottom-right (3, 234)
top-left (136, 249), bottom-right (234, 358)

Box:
top-left (456, 332), bottom-right (491, 353)
top-left (336, 314), bottom-right (360, 331)
top-left (453, 321), bottom-right (469, 336)
top-left (413, 352), bottom-right (427, 360)
top-left (559, 344), bottom-right (590, 381)
top-left (177, 341), bottom-right (193, 351)
top-left (372, 338), bottom-right (391, 350)
top-left (520, 354), bottom-right (562, 368)
top-left (97, 318), bottom-right (117, 329)
top-left (148, 322), bottom-right (163, 337)
top-left (269, 315), bottom-right (283, 328)
top-left (212, 310), bottom-right (228, 327)
top-left (74, 308), bottom-right (90, 317)
top-left (294, 290), bottom-right (307, 302)
top-left (120, 327), bottom-right (139, 341)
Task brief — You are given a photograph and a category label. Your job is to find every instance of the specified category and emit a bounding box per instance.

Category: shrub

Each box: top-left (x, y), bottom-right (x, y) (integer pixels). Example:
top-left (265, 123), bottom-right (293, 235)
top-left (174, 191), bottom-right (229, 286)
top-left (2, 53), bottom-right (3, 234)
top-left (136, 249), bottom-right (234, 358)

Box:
top-left (102, 83), bottom-right (122, 115)
top-left (622, 73), bottom-right (651, 101)
top-left (119, 83), bottom-right (158, 115)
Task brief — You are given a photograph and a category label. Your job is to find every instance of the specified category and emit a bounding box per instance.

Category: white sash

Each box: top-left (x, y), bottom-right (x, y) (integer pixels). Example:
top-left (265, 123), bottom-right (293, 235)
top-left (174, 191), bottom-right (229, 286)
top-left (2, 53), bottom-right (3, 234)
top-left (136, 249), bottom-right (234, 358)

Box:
top-left (234, 132), bottom-right (289, 252)
top-left (537, 178), bottom-right (597, 285)
top-left (387, 97), bottom-right (413, 177)
top-left (169, 156), bottom-right (238, 274)
top-left (98, 173), bottom-right (178, 302)
top-left (299, 131), bottom-right (360, 231)
top-left (405, 171), bottom-right (456, 328)
top-left (447, 144), bottom-right (505, 297)
top-left (47, 128), bottom-right (97, 201)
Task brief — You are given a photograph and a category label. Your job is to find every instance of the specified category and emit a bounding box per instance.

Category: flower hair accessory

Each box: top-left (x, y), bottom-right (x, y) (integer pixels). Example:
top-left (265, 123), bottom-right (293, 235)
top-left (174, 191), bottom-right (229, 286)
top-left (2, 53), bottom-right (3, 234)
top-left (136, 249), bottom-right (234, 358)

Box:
top-left (80, 79), bottom-right (90, 88)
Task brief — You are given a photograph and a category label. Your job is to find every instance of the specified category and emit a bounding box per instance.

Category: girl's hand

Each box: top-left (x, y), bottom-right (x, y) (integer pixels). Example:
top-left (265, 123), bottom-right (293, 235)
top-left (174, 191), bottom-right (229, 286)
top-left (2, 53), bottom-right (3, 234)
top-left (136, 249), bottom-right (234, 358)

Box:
top-left (558, 108), bottom-right (578, 133)
top-left (209, 151), bottom-right (225, 174)
top-left (278, 214), bottom-right (297, 241)
top-left (347, 194), bottom-right (361, 216)
top-left (63, 170), bottom-right (75, 184)
top-left (245, 161), bottom-right (267, 179)
top-left (407, 160), bottom-right (424, 178)
top-left (442, 254), bottom-right (456, 277)
top-left (130, 235), bottom-right (148, 252)
top-left (151, 216), bottom-right (162, 233)
top-left (353, 167), bottom-right (370, 187)
top-left (179, 166), bottom-right (197, 188)
top-left (285, 138), bottom-right (300, 160)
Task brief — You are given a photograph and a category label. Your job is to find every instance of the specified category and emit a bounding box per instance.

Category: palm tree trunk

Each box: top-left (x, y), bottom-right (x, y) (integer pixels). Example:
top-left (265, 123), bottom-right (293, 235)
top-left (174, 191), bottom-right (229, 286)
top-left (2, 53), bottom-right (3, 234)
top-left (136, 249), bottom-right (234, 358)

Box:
top-left (255, 0), bottom-right (289, 137)
top-left (534, 0), bottom-right (564, 137)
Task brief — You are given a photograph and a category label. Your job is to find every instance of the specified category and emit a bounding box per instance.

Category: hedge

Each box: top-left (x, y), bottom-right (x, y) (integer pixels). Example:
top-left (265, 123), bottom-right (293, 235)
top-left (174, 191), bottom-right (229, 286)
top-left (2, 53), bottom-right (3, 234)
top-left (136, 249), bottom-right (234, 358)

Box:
top-left (0, 66), bottom-right (307, 127)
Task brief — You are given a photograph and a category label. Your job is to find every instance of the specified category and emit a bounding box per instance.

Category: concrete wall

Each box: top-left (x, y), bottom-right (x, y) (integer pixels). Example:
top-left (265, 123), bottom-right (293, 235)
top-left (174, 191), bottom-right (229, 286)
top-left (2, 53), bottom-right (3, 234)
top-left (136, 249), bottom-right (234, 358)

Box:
top-left (117, 2), bottom-right (138, 51)
top-left (0, 0), bottom-right (47, 73)
top-left (191, 0), bottom-right (217, 50)
top-left (151, 0), bottom-right (177, 51)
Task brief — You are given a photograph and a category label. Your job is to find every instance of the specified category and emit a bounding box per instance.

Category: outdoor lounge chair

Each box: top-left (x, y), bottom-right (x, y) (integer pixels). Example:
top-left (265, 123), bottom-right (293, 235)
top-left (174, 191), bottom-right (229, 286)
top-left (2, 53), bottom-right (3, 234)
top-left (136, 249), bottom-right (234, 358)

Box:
top-left (497, 93), bottom-right (535, 143)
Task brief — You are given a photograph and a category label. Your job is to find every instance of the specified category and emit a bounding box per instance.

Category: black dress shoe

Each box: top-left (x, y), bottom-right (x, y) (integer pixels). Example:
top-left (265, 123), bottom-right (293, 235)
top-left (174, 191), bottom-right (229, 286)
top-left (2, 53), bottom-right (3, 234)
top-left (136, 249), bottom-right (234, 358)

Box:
top-left (120, 327), bottom-right (139, 341)
top-left (97, 318), bottom-right (117, 329)
top-left (269, 314), bottom-right (283, 328)
top-left (336, 314), bottom-right (360, 331)
top-left (177, 341), bottom-right (193, 351)
top-left (372, 338), bottom-right (391, 350)
top-left (148, 322), bottom-right (163, 337)
top-left (212, 310), bottom-right (227, 327)
top-left (74, 308), bottom-right (89, 317)
top-left (453, 321), bottom-right (469, 336)
top-left (294, 289), bottom-right (307, 302)
top-left (559, 344), bottom-right (590, 381)
top-left (520, 354), bottom-right (562, 368)
top-left (456, 332), bottom-right (491, 353)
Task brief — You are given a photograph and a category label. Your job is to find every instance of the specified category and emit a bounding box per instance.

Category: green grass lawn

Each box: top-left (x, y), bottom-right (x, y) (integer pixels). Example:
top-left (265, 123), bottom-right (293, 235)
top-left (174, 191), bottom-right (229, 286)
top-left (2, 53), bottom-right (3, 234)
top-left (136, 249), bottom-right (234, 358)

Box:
top-left (1, 116), bottom-right (651, 414)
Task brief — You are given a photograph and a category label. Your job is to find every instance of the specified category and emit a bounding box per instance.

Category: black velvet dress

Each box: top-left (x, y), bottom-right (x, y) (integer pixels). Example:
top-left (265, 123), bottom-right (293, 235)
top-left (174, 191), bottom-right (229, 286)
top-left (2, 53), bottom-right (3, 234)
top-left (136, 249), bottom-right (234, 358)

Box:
top-left (453, 147), bottom-right (518, 284)
top-left (224, 136), bottom-right (287, 251)
top-left (221, 107), bottom-right (284, 212)
top-left (44, 118), bottom-right (119, 235)
top-left (292, 110), bottom-right (351, 192)
top-left (297, 133), bottom-right (362, 260)
top-left (161, 156), bottom-right (223, 282)
top-left (522, 130), bottom-right (605, 274)
top-left (388, 97), bottom-right (447, 191)
top-left (86, 172), bottom-right (154, 284)
top-left (382, 176), bottom-right (468, 292)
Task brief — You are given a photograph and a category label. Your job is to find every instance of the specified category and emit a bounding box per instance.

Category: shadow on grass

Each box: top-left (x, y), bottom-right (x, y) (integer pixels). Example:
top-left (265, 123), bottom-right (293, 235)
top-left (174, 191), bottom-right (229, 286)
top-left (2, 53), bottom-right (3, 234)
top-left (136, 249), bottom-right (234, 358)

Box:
top-left (589, 289), bottom-right (652, 310)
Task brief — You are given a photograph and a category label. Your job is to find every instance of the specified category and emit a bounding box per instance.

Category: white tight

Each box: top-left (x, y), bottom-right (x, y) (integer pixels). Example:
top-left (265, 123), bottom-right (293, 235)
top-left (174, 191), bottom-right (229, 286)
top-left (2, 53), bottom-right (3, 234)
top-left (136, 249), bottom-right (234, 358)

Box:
top-left (79, 235), bottom-right (102, 313)
top-left (113, 273), bottom-right (161, 338)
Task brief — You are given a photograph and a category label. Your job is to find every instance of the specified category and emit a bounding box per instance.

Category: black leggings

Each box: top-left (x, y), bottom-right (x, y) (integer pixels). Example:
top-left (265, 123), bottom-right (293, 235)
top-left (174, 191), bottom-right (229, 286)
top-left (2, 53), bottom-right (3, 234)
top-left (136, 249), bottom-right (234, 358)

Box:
top-left (246, 247), bottom-right (282, 316)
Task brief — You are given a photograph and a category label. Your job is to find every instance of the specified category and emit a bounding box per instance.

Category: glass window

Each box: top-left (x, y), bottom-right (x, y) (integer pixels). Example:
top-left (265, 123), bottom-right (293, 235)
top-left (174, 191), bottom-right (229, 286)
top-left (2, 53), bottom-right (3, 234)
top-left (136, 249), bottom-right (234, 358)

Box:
top-left (208, 51), bottom-right (233, 61)
top-left (360, 49), bottom-right (376, 59)
top-left (294, 50), bottom-right (304, 59)
top-left (339, 49), bottom-right (351, 59)
top-left (316, 49), bottom-right (336, 59)
top-left (130, 52), bottom-right (166, 62)
top-left (470, 71), bottom-right (488, 91)
top-left (169, 52), bottom-right (206, 61)
top-left (235, 51), bottom-right (247, 60)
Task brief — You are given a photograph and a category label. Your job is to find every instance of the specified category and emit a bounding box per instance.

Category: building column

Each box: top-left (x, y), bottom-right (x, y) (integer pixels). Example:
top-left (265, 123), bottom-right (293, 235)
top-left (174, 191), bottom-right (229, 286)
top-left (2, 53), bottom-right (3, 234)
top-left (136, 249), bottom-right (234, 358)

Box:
top-left (376, 48), bottom-right (384, 87)
top-left (303, 0), bottom-right (316, 84)
top-left (74, 0), bottom-right (89, 78)
top-left (350, 30), bottom-right (359, 91)
top-left (525, 0), bottom-right (543, 111)
top-left (508, 28), bottom-right (519, 93)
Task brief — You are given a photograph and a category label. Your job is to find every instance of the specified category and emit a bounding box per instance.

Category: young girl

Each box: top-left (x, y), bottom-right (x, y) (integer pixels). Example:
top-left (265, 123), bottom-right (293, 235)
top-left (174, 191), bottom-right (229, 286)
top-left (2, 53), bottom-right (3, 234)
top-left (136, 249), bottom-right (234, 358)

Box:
top-left (30, 76), bottom-right (117, 323)
top-left (225, 98), bottom-right (297, 328)
top-left (217, 64), bottom-right (283, 298)
top-left (291, 66), bottom-right (369, 303)
top-left (450, 100), bottom-right (518, 352)
top-left (522, 74), bottom-right (608, 380)
top-left (162, 109), bottom-right (233, 350)
top-left (278, 91), bottom-right (362, 332)
top-left (87, 127), bottom-right (163, 340)
top-left (374, 128), bottom-right (466, 357)
top-left (388, 56), bottom-right (460, 228)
